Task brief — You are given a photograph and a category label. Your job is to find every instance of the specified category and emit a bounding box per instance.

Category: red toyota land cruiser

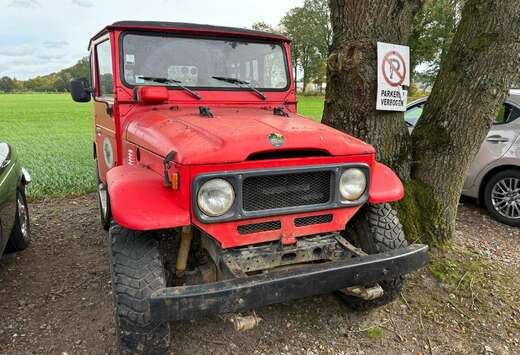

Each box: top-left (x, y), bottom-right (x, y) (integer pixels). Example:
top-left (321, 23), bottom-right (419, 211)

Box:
top-left (70, 21), bottom-right (428, 354)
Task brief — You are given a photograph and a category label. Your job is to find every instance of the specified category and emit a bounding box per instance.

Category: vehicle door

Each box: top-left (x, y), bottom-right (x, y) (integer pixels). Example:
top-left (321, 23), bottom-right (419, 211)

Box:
top-left (93, 38), bottom-right (117, 184)
top-left (0, 143), bottom-right (17, 254)
top-left (464, 102), bottom-right (520, 190)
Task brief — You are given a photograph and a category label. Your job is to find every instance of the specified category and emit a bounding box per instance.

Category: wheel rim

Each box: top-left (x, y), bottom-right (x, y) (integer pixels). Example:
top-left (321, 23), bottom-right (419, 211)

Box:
top-left (98, 183), bottom-right (108, 217)
top-left (491, 177), bottom-right (520, 220)
top-left (17, 196), bottom-right (29, 239)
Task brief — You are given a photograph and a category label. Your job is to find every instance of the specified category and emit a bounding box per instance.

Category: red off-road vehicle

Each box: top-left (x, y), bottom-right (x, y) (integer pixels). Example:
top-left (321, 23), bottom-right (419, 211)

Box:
top-left (70, 21), bottom-right (428, 354)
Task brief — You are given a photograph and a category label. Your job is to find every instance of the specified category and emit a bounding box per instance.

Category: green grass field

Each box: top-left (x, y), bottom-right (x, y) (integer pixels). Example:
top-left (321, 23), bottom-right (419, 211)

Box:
top-left (297, 96), bottom-right (325, 121)
top-left (1, 94), bottom-right (95, 200)
top-left (1, 93), bottom-right (418, 200)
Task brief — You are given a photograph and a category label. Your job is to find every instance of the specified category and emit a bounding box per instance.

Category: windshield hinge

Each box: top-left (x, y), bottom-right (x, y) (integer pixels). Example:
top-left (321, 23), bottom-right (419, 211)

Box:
top-left (199, 106), bottom-right (214, 118)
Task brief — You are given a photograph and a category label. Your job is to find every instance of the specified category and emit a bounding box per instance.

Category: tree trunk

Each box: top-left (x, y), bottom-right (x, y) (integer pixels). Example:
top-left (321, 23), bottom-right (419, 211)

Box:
top-left (322, 0), bottom-right (423, 179)
top-left (406, 0), bottom-right (520, 243)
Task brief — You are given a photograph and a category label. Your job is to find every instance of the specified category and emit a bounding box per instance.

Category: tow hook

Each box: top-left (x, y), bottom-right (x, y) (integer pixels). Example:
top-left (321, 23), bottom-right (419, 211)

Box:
top-left (230, 313), bottom-right (262, 332)
top-left (340, 284), bottom-right (385, 300)
top-left (334, 234), bottom-right (385, 300)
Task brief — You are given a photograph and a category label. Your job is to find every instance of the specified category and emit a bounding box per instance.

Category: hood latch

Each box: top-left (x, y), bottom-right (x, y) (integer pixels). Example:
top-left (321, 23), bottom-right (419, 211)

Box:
top-left (273, 107), bottom-right (289, 117)
top-left (199, 106), bottom-right (214, 118)
top-left (163, 150), bottom-right (176, 187)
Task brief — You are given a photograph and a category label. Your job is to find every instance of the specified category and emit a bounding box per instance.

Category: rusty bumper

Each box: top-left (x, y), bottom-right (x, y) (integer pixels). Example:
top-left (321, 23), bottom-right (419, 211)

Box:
top-left (150, 244), bottom-right (428, 322)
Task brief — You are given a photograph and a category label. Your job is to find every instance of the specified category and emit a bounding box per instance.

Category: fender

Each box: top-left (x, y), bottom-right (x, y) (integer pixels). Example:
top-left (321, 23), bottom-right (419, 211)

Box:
top-left (106, 165), bottom-right (190, 230)
top-left (368, 162), bottom-right (404, 203)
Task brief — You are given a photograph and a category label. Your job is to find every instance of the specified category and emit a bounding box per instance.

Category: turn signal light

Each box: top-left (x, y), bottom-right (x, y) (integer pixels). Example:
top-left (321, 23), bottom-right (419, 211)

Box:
top-left (171, 173), bottom-right (179, 190)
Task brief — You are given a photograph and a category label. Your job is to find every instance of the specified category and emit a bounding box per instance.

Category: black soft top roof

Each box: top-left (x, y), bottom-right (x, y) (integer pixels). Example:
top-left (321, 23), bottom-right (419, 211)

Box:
top-left (89, 21), bottom-right (290, 48)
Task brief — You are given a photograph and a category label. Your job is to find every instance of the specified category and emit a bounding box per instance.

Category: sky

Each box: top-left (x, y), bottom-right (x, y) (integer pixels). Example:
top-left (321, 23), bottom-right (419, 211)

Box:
top-left (0, 0), bottom-right (303, 80)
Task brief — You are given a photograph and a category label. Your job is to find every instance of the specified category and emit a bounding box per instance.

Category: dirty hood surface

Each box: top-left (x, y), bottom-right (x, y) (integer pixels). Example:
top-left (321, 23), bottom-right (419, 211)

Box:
top-left (125, 107), bottom-right (375, 165)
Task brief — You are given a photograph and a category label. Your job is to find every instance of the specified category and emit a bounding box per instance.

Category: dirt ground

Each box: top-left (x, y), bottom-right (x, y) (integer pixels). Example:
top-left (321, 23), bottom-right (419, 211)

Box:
top-left (0, 194), bottom-right (519, 355)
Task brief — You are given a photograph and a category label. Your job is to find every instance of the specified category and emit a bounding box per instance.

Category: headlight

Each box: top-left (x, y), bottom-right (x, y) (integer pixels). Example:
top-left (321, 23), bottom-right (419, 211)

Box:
top-left (197, 178), bottom-right (235, 217)
top-left (339, 168), bottom-right (367, 201)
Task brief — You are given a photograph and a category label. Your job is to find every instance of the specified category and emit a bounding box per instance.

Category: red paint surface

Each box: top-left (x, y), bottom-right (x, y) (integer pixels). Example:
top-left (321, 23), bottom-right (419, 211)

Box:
top-left (368, 162), bottom-right (405, 203)
top-left (124, 107), bottom-right (375, 165)
top-left (137, 86), bottom-right (169, 104)
top-left (107, 165), bottom-right (190, 230)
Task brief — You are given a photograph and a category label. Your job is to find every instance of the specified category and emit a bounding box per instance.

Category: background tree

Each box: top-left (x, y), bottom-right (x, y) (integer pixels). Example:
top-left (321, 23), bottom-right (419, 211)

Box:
top-left (0, 57), bottom-right (89, 93)
top-left (251, 22), bottom-right (276, 33)
top-left (280, 0), bottom-right (331, 92)
top-left (0, 76), bottom-right (16, 92)
top-left (409, 0), bottom-right (463, 84)
top-left (323, 0), bottom-right (520, 244)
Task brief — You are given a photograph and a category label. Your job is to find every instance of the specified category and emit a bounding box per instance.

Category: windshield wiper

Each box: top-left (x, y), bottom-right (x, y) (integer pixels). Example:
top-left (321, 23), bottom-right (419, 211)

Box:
top-left (211, 76), bottom-right (267, 100)
top-left (138, 76), bottom-right (202, 100)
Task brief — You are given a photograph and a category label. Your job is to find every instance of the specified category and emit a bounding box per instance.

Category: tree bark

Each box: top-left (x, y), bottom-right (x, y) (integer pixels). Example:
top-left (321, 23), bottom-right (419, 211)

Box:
top-left (322, 0), bottom-right (423, 179)
top-left (406, 0), bottom-right (520, 242)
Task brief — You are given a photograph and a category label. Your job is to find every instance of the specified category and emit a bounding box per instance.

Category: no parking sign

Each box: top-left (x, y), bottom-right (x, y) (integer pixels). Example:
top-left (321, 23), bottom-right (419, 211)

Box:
top-left (376, 42), bottom-right (410, 112)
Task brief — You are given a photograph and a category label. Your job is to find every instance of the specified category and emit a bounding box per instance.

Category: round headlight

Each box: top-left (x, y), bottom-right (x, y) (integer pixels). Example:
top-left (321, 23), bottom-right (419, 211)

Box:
top-left (339, 168), bottom-right (367, 201)
top-left (197, 178), bottom-right (235, 217)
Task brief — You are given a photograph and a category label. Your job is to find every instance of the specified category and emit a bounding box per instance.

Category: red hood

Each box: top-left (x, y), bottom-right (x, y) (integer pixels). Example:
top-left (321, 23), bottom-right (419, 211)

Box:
top-left (125, 107), bottom-right (375, 165)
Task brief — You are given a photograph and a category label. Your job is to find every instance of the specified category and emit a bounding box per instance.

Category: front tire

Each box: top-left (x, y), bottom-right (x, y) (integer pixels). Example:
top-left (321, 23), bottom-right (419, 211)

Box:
top-left (6, 187), bottom-right (31, 252)
top-left (338, 203), bottom-right (407, 310)
top-left (109, 224), bottom-right (170, 354)
top-left (483, 169), bottom-right (520, 227)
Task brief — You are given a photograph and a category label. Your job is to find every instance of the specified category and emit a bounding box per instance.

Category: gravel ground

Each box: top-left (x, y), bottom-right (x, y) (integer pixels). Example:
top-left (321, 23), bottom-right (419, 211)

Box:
top-left (0, 194), bottom-right (518, 355)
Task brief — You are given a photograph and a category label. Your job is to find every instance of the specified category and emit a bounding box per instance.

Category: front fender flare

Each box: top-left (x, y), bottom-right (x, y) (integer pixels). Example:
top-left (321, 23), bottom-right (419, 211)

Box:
top-left (368, 162), bottom-right (404, 204)
top-left (106, 165), bottom-right (190, 231)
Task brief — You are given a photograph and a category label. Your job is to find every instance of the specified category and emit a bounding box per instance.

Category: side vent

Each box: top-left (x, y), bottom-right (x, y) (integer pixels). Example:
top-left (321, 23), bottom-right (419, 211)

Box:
top-left (294, 214), bottom-right (333, 227)
top-left (237, 221), bottom-right (281, 235)
top-left (247, 149), bottom-right (331, 161)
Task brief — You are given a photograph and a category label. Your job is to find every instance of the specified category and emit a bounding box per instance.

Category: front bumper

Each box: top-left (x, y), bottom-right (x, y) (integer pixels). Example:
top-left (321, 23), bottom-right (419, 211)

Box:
top-left (150, 244), bottom-right (428, 321)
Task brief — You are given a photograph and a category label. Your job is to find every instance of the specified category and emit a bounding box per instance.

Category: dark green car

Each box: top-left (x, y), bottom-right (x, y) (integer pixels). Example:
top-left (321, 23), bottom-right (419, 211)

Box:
top-left (0, 142), bottom-right (31, 257)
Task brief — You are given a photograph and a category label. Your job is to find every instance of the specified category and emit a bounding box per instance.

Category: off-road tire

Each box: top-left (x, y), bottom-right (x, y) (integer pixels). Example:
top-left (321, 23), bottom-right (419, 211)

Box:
top-left (6, 187), bottom-right (31, 252)
top-left (483, 169), bottom-right (520, 227)
top-left (96, 163), bottom-right (111, 231)
top-left (109, 224), bottom-right (170, 354)
top-left (338, 203), bottom-right (407, 311)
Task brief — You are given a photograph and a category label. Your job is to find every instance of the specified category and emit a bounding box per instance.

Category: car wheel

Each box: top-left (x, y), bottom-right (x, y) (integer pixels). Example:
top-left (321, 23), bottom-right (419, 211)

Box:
top-left (483, 169), bottom-right (520, 227)
top-left (6, 187), bottom-right (31, 252)
top-left (96, 164), bottom-right (111, 231)
top-left (109, 224), bottom-right (171, 354)
top-left (337, 203), bottom-right (407, 311)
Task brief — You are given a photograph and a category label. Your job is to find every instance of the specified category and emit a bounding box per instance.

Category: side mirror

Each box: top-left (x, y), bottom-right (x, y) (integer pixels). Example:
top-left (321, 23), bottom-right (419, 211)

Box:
top-left (70, 78), bottom-right (92, 103)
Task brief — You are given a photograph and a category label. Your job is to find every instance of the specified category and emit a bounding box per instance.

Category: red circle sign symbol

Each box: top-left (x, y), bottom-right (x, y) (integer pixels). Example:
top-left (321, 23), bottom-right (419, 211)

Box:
top-left (382, 51), bottom-right (406, 87)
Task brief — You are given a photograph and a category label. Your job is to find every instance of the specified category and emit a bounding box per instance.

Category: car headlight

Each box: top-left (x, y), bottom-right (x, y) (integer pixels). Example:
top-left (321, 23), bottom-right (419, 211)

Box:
top-left (339, 168), bottom-right (367, 201)
top-left (197, 178), bottom-right (235, 217)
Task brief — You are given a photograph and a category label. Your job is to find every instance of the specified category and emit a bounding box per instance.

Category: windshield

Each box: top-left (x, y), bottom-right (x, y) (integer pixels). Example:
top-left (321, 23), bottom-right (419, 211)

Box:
top-left (122, 33), bottom-right (289, 90)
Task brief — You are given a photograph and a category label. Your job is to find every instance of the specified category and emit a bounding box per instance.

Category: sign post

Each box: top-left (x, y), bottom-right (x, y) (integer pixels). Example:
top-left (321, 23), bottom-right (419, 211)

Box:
top-left (376, 42), bottom-right (410, 112)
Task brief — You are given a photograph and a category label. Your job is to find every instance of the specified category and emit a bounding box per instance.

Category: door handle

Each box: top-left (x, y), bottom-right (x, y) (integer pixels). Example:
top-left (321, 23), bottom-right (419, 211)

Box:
top-left (486, 135), bottom-right (509, 143)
